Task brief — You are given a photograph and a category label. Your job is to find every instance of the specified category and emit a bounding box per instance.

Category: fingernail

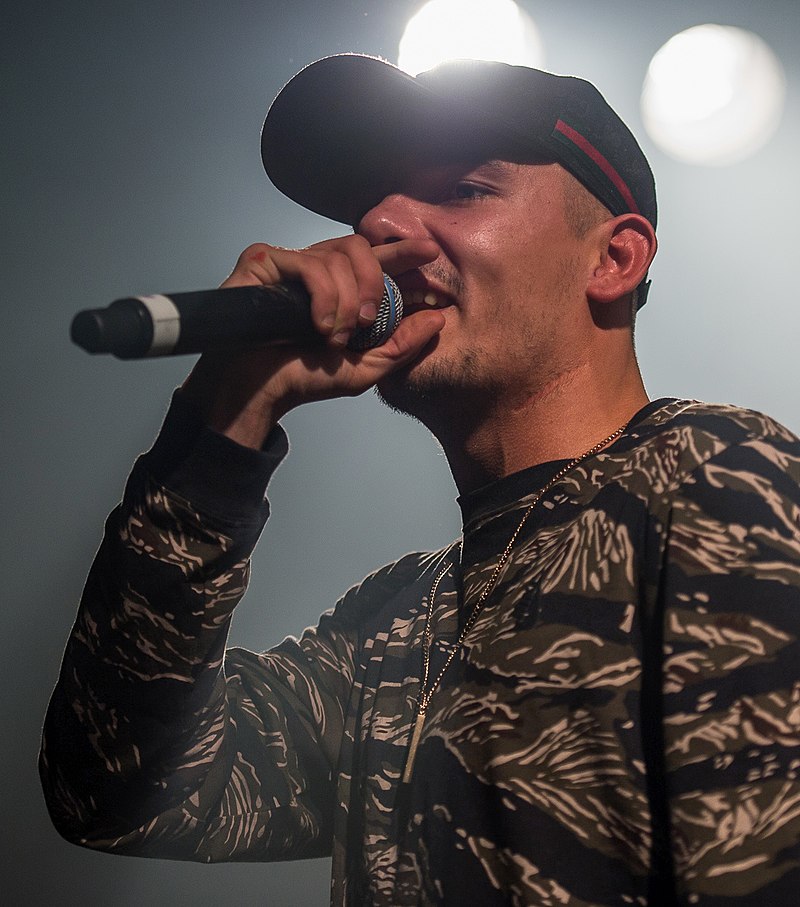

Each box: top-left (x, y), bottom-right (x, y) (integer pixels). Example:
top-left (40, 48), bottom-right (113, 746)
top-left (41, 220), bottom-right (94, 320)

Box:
top-left (359, 302), bottom-right (378, 323)
top-left (321, 314), bottom-right (336, 330)
top-left (332, 331), bottom-right (350, 347)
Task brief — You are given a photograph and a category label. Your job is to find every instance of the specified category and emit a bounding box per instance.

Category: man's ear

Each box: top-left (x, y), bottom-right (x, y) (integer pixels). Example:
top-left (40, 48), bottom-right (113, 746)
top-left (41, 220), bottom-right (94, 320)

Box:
top-left (587, 215), bottom-right (657, 303)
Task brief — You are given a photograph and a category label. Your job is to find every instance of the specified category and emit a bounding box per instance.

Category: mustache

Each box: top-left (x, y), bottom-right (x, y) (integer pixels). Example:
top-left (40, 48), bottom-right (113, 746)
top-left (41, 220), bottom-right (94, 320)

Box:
top-left (414, 263), bottom-right (465, 299)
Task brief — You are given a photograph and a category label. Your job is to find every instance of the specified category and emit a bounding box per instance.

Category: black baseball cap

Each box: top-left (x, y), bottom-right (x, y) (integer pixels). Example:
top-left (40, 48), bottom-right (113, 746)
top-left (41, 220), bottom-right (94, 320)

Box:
top-left (261, 54), bottom-right (656, 304)
top-left (262, 54), bottom-right (656, 225)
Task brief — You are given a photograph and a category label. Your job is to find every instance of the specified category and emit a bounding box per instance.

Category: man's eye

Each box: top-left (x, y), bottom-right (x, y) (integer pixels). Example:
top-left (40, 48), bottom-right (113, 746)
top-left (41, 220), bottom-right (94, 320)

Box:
top-left (453, 182), bottom-right (489, 200)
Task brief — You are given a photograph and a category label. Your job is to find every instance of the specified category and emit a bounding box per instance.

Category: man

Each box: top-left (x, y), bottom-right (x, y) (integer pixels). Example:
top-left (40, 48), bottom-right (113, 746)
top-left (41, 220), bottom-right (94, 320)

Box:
top-left (40, 55), bottom-right (800, 905)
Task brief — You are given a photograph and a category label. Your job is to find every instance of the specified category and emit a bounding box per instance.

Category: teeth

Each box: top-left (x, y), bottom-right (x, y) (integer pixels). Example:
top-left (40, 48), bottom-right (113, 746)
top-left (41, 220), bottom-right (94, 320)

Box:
top-left (408, 289), bottom-right (444, 308)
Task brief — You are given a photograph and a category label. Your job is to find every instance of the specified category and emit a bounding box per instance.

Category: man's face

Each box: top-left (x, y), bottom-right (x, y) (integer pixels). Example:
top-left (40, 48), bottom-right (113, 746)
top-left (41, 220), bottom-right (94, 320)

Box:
top-left (357, 159), bottom-right (600, 421)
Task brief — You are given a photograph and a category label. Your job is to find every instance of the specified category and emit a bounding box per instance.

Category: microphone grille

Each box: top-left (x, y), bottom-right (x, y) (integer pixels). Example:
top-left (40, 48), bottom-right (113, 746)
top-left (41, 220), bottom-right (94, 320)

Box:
top-left (348, 275), bottom-right (403, 351)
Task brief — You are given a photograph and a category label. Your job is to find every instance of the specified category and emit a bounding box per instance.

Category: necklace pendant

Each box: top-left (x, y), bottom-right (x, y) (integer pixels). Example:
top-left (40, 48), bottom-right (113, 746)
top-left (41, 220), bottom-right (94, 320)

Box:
top-left (402, 707), bottom-right (427, 784)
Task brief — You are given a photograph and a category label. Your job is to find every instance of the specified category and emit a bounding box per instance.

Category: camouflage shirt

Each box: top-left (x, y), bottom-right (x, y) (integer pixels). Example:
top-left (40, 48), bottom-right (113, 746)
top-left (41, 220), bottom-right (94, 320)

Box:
top-left (41, 396), bottom-right (800, 905)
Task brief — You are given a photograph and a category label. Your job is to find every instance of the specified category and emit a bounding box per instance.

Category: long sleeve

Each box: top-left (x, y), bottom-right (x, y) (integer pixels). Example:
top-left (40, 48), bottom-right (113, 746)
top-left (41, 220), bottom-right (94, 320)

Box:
top-left (39, 394), bottom-right (355, 862)
top-left (654, 421), bottom-right (800, 902)
top-left (41, 393), bottom-right (800, 902)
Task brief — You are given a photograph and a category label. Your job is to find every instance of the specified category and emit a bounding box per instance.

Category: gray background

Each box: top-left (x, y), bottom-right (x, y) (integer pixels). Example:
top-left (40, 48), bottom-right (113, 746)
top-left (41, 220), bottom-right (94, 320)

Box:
top-left (4, 1), bottom-right (798, 904)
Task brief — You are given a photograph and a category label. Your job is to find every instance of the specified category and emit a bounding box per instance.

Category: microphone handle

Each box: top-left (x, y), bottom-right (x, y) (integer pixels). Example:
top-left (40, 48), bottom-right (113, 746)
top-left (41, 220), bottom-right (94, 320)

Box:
top-left (70, 277), bottom-right (402, 359)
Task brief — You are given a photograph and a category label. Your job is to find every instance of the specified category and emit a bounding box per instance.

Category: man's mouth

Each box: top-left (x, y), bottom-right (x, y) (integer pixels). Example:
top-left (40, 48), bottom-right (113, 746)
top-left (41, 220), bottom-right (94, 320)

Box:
top-left (403, 288), bottom-right (453, 312)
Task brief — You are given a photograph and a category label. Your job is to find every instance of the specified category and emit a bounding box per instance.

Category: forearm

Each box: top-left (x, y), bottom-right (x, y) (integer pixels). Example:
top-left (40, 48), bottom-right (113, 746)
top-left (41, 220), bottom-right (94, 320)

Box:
top-left (40, 393), bottom-right (284, 847)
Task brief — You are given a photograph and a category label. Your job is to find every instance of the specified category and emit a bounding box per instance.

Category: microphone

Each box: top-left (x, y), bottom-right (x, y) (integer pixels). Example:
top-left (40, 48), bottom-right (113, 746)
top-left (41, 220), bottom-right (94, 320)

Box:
top-left (70, 275), bottom-right (403, 359)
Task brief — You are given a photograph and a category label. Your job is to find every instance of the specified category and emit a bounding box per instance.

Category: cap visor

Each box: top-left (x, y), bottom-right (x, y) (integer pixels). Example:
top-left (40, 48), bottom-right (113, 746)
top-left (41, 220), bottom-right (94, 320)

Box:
top-left (263, 56), bottom-right (446, 224)
top-left (261, 54), bottom-right (542, 225)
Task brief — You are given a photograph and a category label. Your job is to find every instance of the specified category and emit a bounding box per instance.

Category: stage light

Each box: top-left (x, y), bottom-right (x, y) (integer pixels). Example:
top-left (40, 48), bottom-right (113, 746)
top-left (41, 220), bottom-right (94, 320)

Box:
top-left (397, 0), bottom-right (544, 75)
top-left (641, 24), bottom-right (785, 166)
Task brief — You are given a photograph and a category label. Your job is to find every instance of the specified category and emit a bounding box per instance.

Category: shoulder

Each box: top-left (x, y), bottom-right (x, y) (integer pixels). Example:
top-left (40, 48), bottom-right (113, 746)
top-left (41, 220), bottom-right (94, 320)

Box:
top-left (637, 398), bottom-right (798, 446)
top-left (617, 398), bottom-right (800, 493)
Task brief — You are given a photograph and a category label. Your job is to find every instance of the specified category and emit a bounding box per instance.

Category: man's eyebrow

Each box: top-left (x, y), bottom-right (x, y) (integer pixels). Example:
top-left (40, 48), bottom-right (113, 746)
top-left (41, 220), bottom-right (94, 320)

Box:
top-left (464, 159), bottom-right (526, 181)
top-left (469, 160), bottom-right (513, 177)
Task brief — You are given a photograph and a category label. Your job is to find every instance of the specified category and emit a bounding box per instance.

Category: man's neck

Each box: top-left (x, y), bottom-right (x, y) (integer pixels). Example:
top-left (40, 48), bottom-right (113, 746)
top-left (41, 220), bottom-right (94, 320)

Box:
top-left (431, 364), bottom-right (649, 495)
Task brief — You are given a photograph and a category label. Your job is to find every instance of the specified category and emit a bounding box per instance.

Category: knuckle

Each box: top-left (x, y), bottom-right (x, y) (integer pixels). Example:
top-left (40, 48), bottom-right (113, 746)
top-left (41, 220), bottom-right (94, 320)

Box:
top-left (343, 233), bottom-right (372, 254)
top-left (238, 242), bottom-right (272, 265)
top-left (300, 254), bottom-right (327, 278)
top-left (228, 243), bottom-right (282, 286)
top-left (323, 249), bottom-right (353, 273)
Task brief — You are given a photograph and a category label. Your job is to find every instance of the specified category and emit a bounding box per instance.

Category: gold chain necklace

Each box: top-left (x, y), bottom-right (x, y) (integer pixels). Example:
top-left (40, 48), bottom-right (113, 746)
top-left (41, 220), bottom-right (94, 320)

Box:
top-left (401, 421), bottom-right (629, 784)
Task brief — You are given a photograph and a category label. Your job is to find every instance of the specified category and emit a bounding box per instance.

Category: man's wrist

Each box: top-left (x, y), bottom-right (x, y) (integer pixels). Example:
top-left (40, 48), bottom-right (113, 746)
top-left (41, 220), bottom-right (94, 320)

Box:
top-left (141, 391), bottom-right (289, 524)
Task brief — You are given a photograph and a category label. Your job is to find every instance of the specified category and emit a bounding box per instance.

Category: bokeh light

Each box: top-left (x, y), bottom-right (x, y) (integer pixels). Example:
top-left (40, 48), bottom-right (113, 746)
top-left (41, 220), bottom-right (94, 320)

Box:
top-left (641, 24), bottom-right (785, 165)
top-left (397, 0), bottom-right (544, 74)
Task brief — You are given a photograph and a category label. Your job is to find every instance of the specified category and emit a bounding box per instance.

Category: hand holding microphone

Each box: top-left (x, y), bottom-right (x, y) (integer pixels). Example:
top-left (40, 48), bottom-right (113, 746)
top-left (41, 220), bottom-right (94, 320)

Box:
top-left (72, 237), bottom-right (442, 358)
top-left (79, 236), bottom-right (445, 450)
top-left (71, 275), bottom-right (403, 359)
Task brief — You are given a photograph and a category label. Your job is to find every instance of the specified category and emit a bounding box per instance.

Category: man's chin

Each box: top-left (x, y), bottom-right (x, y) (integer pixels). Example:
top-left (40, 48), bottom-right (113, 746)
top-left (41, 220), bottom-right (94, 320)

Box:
top-left (376, 355), bottom-right (450, 417)
top-left (375, 368), bottom-right (432, 419)
top-left (375, 348), bottom-right (484, 420)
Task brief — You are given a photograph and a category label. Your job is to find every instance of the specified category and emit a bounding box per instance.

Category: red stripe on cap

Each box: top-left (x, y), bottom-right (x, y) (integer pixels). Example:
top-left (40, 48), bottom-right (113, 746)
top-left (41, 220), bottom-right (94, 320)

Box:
top-left (555, 119), bottom-right (640, 216)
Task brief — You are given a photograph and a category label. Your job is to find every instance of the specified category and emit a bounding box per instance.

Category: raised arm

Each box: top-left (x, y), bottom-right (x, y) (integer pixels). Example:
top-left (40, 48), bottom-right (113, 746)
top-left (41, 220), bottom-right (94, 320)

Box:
top-left (40, 234), bottom-right (444, 858)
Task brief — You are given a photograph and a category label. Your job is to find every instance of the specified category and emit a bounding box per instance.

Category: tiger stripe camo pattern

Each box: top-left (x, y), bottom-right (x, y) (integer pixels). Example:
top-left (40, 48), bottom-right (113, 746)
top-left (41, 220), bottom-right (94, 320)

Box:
top-left (40, 397), bottom-right (800, 905)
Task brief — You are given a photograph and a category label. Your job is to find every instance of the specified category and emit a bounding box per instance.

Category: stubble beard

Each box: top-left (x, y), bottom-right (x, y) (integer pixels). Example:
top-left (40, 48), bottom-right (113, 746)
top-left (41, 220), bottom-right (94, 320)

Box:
top-left (376, 345), bottom-right (497, 429)
top-left (377, 247), bottom-right (588, 431)
top-left (376, 265), bottom-right (490, 423)
top-left (376, 311), bottom-right (553, 434)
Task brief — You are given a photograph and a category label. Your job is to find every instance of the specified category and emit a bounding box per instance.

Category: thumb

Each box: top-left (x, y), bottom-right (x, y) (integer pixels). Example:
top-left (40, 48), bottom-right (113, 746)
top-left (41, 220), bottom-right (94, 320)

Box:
top-left (358, 309), bottom-right (445, 377)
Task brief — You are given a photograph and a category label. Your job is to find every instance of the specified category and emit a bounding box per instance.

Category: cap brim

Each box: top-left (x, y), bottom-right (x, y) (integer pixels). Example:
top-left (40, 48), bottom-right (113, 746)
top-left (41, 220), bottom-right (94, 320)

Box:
top-left (261, 54), bottom-right (545, 225)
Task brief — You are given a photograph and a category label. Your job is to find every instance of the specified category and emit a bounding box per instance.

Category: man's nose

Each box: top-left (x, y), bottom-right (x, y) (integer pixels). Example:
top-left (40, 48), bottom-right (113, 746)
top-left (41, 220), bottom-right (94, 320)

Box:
top-left (357, 194), bottom-right (430, 246)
